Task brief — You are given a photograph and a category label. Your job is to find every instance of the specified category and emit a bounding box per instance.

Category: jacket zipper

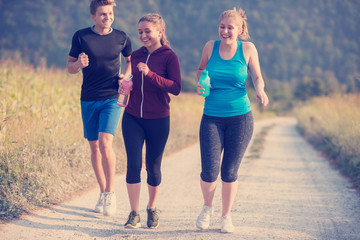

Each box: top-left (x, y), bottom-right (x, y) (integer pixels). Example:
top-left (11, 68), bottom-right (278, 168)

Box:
top-left (141, 53), bottom-right (151, 118)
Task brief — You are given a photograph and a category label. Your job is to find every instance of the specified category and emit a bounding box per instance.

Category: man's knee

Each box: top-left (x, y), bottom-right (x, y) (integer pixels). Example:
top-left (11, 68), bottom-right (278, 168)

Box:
top-left (98, 132), bottom-right (114, 153)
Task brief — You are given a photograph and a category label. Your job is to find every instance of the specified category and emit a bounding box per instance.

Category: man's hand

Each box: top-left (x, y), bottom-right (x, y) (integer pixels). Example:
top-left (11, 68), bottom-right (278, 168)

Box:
top-left (118, 74), bottom-right (125, 92)
top-left (77, 52), bottom-right (89, 69)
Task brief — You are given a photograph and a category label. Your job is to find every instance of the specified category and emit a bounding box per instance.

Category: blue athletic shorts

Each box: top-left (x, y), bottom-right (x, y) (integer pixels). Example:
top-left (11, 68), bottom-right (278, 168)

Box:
top-left (81, 98), bottom-right (122, 141)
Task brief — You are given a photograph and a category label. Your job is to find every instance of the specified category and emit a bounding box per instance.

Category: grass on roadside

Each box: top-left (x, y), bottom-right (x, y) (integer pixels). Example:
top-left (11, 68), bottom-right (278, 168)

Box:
top-left (0, 60), bottom-right (93, 221)
top-left (295, 94), bottom-right (360, 188)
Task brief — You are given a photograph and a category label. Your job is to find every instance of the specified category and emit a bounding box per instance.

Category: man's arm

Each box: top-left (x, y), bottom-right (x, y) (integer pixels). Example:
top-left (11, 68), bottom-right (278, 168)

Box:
top-left (66, 53), bottom-right (89, 74)
top-left (122, 55), bottom-right (131, 78)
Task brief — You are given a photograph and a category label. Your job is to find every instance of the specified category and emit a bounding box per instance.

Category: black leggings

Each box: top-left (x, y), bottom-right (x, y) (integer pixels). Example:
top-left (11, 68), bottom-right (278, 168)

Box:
top-left (122, 112), bottom-right (170, 186)
top-left (199, 112), bottom-right (253, 183)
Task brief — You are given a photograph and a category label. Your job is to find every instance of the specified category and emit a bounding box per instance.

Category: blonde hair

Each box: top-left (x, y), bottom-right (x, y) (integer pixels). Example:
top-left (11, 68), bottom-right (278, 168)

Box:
top-left (90, 0), bottom-right (116, 15)
top-left (138, 13), bottom-right (170, 47)
top-left (219, 8), bottom-right (250, 40)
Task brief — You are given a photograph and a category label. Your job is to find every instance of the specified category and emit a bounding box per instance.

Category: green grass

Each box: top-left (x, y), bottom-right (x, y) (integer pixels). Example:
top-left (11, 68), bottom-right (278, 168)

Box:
top-left (295, 94), bottom-right (360, 188)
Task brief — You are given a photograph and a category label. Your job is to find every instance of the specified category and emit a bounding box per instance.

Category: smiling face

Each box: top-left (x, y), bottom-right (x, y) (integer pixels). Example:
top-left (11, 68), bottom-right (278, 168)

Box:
top-left (91, 5), bottom-right (114, 34)
top-left (218, 16), bottom-right (241, 44)
top-left (138, 21), bottom-right (163, 53)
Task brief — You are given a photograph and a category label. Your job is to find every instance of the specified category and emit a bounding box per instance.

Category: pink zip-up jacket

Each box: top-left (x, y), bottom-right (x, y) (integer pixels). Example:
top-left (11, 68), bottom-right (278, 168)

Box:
top-left (125, 45), bottom-right (181, 119)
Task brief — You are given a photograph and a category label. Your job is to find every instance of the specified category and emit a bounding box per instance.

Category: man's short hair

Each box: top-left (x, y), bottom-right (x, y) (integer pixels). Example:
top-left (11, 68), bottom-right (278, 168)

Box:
top-left (90, 0), bottom-right (116, 15)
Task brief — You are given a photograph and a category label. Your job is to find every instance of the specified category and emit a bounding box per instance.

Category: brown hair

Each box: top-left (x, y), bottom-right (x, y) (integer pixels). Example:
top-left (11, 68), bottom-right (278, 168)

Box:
top-left (138, 13), bottom-right (170, 47)
top-left (219, 8), bottom-right (250, 40)
top-left (90, 0), bottom-right (116, 15)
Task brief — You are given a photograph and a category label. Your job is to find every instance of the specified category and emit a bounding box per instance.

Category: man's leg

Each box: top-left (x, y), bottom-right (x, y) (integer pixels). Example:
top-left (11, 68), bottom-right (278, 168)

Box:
top-left (98, 132), bottom-right (116, 192)
top-left (88, 140), bottom-right (107, 213)
top-left (97, 99), bottom-right (121, 216)
top-left (81, 99), bottom-right (119, 215)
top-left (88, 140), bottom-right (106, 192)
top-left (99, 132), bottom-right (117, 216)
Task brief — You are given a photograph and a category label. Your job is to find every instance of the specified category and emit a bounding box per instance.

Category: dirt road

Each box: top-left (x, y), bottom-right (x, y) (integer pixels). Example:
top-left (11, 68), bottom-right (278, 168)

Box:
top-left (1, 117), bottom-right (360, 240)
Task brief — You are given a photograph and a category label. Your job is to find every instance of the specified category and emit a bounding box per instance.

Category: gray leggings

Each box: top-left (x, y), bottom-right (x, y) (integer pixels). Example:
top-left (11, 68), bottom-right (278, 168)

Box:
top-left (199, 112), bottom-right (253, 183)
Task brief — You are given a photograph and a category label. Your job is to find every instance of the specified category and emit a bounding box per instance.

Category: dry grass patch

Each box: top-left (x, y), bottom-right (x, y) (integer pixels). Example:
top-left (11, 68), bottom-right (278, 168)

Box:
top-left (296, 94), bottom-right (360, 188)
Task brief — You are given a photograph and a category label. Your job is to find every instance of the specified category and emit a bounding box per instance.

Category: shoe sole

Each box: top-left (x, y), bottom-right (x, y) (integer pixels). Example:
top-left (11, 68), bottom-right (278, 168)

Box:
top-left (196, 225), bottom-right (209, 230)
top-left (221, 225), bottom-right (235, 233)
top-left (196, 219), bottom-right (210, 230)
top-left (103, 212), bottom-right (115, 216)
top-left (94, 209), bottom-right (103, 214)
top-left (103, 210), bottom-right (116, 216)
top-left (124, 223), bottom-right (141, 229)
top-left (148, 223), bottom-right (159, 229)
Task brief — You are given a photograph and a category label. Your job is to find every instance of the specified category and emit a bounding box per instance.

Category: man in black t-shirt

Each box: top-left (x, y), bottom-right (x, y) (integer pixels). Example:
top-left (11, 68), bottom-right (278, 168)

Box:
top-left (66, 0), bottom-right (132, 216)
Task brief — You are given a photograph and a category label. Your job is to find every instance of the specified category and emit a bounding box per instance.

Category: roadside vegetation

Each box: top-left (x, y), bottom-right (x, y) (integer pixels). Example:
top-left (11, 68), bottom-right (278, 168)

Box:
top-left (295, 94), bottom-right (360, 189)
top-left (1, 60), bottom-right (91, 221)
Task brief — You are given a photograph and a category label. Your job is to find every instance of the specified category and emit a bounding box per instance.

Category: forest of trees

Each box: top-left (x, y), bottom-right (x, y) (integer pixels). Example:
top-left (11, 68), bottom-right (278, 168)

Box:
top-left (1, 0), bottom-right (359, 107)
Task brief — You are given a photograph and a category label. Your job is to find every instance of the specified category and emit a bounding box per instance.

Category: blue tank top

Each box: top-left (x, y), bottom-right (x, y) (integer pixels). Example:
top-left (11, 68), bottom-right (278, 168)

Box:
top-left (204, 40), bottom-right (251, 117)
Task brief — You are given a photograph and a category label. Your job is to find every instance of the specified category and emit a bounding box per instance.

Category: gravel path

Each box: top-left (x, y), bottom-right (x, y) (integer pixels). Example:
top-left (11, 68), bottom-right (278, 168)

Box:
top-left (1, 117), bottom-right (360, 240)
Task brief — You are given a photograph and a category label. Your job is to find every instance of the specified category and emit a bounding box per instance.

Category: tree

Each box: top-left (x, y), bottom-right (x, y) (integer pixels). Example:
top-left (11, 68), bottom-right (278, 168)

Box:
top-left (295, 77), bottom-right (326, 101)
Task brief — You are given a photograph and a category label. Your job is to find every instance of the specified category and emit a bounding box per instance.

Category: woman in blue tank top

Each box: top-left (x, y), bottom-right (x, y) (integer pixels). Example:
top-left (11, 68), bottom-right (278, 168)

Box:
top-left (195, 8), bottom-right (269, 233)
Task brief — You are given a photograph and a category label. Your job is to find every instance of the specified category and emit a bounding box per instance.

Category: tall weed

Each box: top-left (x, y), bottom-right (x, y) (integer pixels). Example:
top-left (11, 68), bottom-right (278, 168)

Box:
top-left (296, 94), bottom-right (360, 186)
top-left (0, 60), bottom-right (93, 221)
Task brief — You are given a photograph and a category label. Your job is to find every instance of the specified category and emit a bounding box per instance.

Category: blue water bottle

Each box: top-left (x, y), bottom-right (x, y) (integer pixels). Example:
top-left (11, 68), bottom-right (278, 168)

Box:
top-left (199, 70), bottom-right (210, 97)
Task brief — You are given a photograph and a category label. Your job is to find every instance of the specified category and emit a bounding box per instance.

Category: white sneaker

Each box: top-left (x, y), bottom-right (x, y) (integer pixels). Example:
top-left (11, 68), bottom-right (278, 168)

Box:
top-left (94, 193), bottom-right (104, 213)
top-left (103, 192), bottom-right (116, 216)
top-left (196, 205), bottom-right (213, 229)
top-left (221, 215), bottom-right (235, 233)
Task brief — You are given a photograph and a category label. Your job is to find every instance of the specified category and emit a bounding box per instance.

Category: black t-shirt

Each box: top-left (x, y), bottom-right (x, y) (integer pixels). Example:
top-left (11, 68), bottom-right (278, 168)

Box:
top-left (69, 27), bottom-right (132, 101)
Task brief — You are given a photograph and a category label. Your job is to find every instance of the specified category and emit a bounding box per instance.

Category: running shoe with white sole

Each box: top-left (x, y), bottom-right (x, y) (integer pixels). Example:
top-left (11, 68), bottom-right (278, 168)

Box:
top-left (103, 192), bottom-right (116, 216)
top-left (124, 210), bottom-right (141, 229)
top-left (196, 205), bottom-right (213, 229)
top-left (94, 192), bottom-right (104, 213)
top-left (147, 207), bottom-right (161, 229)
top-left (221, 215), bottom-right (235, 233)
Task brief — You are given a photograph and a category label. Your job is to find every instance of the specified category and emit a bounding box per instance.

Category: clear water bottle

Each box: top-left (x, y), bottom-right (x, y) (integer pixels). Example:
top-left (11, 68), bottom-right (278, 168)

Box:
top-left (199, 70), bottom-right (210, 97)
top-left (117, 74), bottom-right (133, 107)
